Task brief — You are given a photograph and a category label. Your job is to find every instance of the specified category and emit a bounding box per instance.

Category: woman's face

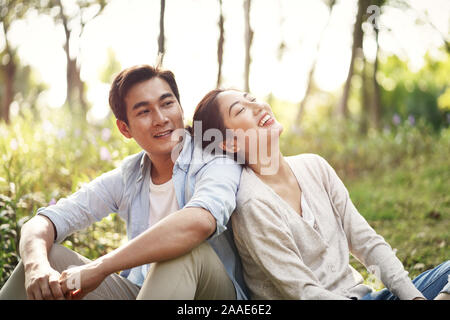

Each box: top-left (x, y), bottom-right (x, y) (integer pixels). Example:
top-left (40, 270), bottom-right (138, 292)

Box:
top-left (216, 89), bottom-right (283, 156)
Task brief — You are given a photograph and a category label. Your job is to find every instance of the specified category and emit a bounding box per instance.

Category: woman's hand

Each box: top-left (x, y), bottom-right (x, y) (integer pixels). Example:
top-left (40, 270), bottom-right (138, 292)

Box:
top-left (58, 260), bottom-right (107, 300)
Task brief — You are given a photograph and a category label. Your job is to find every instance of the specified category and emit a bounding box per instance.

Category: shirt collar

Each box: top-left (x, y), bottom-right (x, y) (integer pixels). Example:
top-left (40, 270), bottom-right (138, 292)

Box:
top-left (173, 130), bottom-right (193, 173)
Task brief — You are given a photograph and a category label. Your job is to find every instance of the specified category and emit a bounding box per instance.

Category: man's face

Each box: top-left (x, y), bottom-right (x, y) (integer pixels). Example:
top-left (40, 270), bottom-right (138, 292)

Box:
top-left (118, 77), bottom-right (185, 160)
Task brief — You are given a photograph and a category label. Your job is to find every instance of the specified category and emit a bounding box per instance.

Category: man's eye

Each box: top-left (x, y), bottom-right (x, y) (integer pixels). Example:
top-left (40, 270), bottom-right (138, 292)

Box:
top-left (138, 110), bottom-right (149, 115)
top-left (163, 101), bottom-right (174, 107)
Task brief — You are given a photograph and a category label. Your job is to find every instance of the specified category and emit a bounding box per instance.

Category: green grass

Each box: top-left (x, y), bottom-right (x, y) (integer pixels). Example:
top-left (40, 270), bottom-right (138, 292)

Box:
top-left (346, 150), bottom-right (449, 282)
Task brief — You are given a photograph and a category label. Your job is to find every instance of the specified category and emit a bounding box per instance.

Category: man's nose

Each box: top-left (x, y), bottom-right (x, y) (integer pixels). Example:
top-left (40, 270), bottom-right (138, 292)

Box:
top-left (152, 108), bottom-right (169, 126)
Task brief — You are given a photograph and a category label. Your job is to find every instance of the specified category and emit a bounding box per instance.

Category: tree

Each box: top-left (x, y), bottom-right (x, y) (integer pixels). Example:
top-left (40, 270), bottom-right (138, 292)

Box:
top-left (0, 0), bottom-right (36, 123)
top-left (243, 0), bottom-right (253, 93)
top-left (337, 0), bottom-right (368, 118)
top-left (216, 0), bottom-right (225, 88)
top-left (360, 0), bottom-right (384, 132)
top-left (157, 0), bottom-right (166, 65)
top-left (371, 16), bottom-right (382, 129)
top-left (294, 0), bottom-right (337, 130)
top-left (49, 0), bottom-right (107, 117)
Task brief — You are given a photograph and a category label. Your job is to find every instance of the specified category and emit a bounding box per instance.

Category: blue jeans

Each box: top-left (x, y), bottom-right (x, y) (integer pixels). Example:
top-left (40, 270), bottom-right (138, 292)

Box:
top-left (361, 261), bottom-right (450, 300)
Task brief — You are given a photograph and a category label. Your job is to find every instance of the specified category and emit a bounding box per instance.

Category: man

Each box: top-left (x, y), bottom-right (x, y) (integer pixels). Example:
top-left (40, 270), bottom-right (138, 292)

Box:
top-left (0, 65), bottom-right (248, 300)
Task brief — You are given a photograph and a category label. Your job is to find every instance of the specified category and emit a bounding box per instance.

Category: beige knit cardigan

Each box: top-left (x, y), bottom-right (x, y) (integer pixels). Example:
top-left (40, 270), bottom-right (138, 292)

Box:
top-left (231, 154), bottom-right (423, 300)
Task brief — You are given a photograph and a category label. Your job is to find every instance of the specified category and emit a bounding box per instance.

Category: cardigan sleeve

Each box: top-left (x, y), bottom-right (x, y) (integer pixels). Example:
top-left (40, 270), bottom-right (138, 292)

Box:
top-left (232, 198), bottom-right (350, 300)
top-left (316, 155), bottom-right (424, 300)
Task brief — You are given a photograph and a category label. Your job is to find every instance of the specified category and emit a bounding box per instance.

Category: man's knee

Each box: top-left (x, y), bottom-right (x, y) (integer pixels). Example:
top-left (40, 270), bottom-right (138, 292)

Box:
top-left (139, 242), bottom-right (235, 300)
top-left (47, 244), bottom-right (90, 273)
top-left (153, 242), bottom-right (215, 268)
top-left (48, 244), bottom-right (67, 264)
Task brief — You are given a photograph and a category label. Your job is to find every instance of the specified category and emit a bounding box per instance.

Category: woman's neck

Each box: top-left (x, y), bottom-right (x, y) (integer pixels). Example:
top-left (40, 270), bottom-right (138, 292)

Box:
top-left (248, 150), bottom-right (290, 184)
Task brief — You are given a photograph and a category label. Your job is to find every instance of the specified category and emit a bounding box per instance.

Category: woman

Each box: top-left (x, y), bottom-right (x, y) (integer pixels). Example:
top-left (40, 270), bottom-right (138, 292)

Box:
top-left (191, 88), bottom-right (450, 300)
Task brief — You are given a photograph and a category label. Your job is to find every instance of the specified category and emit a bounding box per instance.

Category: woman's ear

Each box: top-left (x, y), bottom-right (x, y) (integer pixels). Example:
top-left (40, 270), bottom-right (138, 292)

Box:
top-left (220, 137), bottom-right (240, 154)
top-left (116, 119), bottom-right (132, 139)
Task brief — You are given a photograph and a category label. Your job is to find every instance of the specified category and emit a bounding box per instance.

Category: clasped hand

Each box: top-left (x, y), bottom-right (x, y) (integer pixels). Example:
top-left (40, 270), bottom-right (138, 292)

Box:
top-left (25, 260), bottom-right (106, 300)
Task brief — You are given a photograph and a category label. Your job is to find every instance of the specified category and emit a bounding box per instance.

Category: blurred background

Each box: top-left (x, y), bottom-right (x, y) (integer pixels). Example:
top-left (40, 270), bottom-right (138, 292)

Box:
top-left (0, 0), bottom-right (449, 289)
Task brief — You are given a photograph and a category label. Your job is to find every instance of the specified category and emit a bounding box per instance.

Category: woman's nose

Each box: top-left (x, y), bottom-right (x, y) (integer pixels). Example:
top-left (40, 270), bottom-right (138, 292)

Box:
top-left (252, 102), bottom-right (265, 115)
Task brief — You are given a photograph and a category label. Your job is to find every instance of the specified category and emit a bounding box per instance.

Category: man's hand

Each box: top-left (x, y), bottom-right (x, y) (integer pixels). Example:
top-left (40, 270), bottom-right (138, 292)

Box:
top-left (58, 260), bottom-right (107, 300)
top-left (24, 263), bottom-right (65, 300)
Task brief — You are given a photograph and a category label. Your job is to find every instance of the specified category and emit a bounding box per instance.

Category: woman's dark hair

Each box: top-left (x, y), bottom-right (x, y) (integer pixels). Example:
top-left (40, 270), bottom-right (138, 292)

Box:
top-left (192, 88), bottom-right (226, 150)
top-left (109, 64), bottom-right (180, 125)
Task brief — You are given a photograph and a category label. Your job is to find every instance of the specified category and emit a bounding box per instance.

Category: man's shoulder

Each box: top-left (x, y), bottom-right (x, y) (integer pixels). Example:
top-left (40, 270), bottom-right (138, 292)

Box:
top-left (189, 140), bottom-right (242, 174)
top-left (120, 150), bottom-right (146, 172)
top-left (97, 151), bottom-right (146, 187)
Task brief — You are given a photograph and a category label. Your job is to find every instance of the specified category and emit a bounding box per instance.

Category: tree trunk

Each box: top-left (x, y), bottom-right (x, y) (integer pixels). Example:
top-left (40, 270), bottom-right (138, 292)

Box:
top-left (243, 0), bottom-right (253, 93)
top-left (58, 0), bottom-right (72, 108)
top-left (58, 0), bottom-right (85, 115)
top-left (216, 0), bottom-right (224, 88)
top-left (294, 0), bottom-right (336, 128)
top-left (56, 0), bottom-right (105, 117)
top-left (360, 56), bottom-right (369, 134)
top-left (158, 0), bottom-right (166, 62)
top-left (372, 27), bottom-right (382, 129)
top-left (1, 58), bottom-right (16, 124)
top-left (337, 0), bottom-right (367, 118)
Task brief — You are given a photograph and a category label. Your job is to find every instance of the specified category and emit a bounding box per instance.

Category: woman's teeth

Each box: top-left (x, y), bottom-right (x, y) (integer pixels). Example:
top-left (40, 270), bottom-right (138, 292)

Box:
top-left (258, 114), bottom-right (271, 127)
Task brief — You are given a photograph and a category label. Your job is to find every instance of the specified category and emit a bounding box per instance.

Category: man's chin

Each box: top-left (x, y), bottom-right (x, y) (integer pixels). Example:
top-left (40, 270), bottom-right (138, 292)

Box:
top-left (145, 141), bottom-right (183, 160)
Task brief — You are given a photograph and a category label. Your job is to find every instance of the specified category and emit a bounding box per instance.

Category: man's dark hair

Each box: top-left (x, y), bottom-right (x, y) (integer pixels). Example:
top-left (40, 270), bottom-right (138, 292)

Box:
top-left (109, 64), bottom-right (181, 125)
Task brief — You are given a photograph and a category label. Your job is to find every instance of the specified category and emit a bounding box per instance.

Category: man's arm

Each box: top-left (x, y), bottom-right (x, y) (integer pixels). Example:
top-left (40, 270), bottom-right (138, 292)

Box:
top-left (58, 207), bottom-right (216, 298)
top-left (100, 207), bottom-right (215, 271)
top-left (19, 215), bottom-right (65, 300)
top-left (59, 155), bottom-right (240, 299)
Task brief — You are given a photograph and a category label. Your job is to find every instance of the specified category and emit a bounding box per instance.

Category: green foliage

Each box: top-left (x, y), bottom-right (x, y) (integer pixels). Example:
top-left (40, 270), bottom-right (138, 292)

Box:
top-left (0, 194), bottom-right (20, 284)
top-left (0, 108), bottom-right (138, 287)
top-left (378, 51), bottom-right (450, 130)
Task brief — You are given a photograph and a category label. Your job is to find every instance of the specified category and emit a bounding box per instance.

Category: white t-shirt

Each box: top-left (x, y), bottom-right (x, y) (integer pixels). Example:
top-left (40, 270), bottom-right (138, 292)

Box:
top-left (149, 177), bottom-right (179, 226)
top-left (140, 178), bottom-right (179, 280)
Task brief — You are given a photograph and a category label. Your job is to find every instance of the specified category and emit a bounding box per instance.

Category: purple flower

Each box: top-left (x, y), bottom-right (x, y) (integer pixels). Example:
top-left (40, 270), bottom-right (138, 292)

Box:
top-left (57, 129), bottom-right (67, 140)
top-left (100, 146), bottom-right (112, 161)
top-left (392, 114), bottom-right (401, 126)
top-left (408, 115), bottom-right (415, 126)
top-left (10, 139), bottom-right (18, 151)
top-left (49, 198), bottom-right (57, 206)
top-left (101, 128), bottom-right (111, 142)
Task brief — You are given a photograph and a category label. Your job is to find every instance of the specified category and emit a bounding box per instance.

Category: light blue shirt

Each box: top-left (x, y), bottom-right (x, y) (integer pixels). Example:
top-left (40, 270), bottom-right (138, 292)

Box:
top-left (36, 131), bottom-right (249, 299)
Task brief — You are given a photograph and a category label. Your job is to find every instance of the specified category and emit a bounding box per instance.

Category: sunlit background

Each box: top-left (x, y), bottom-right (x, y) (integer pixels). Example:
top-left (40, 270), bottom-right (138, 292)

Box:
top-left (4, 0), bottom-right (449, 122)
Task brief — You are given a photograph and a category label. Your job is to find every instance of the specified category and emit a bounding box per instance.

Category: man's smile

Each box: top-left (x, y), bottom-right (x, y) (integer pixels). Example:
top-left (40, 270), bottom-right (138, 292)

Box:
top-left (153, 129), bottom-right (173, 138)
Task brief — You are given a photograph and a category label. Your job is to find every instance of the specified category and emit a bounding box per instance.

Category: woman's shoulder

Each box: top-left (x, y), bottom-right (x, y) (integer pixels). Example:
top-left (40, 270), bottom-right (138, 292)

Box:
top-left (236, 167), bottom-right (264, 206)
top-left (285, 153), bottom-right (330, 174)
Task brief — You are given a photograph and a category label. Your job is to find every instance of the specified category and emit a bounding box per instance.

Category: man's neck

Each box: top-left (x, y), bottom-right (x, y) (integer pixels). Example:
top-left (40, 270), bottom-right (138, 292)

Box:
top-left (148, 153), bottom-right (176, 185)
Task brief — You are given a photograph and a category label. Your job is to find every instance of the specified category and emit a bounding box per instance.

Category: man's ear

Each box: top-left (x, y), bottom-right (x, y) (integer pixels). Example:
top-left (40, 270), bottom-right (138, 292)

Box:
top-left (219, 137), bottom-right (240, 154)
top-left (116, 119), bottom-right (132, 139)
